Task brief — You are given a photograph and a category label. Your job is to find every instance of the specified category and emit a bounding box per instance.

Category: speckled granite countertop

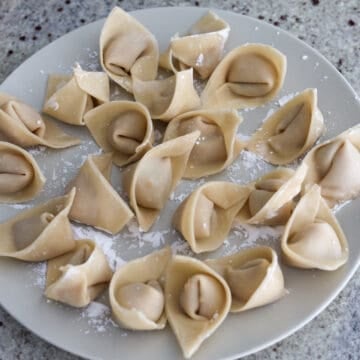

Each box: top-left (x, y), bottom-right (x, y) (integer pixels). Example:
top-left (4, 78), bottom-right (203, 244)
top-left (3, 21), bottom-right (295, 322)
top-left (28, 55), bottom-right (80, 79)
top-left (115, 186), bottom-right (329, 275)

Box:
top-left (0, 0), bottom-right (359, 359)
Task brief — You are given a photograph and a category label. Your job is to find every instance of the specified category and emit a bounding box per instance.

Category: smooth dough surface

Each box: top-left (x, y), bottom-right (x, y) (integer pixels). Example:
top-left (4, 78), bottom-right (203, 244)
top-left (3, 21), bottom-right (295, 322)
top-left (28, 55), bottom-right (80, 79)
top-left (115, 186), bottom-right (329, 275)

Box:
top-left (45, 239), bottom-right (113, 307)
top-left (163, 108), bottom-right (244, 178)
top-left (109, 247), bottom-right (171, 330)
top-left (85, 101), bottom-right (153, 167)
top-left (123, 131), bottom-right (200, 231)
top-left (281, 184), bottom-right (349, 270)
top-left (246, 89), bottom-right (324, 165)
top-left (201, 43), bottom-right (287, 109)
top-left (0, 141), bottom-right (45, 203)
top-left (100, 7), bottom-right (159, 93)
top-left (0, 93), bottom-right (80, 148)
top-left (67, 154), bottom-right (133, 234)
top-left (165, 255), bottom-right (231, 359)
top-left (0, 189), bottom-right (76, 261)
top-left (206, 246), bottom-right (285, 312)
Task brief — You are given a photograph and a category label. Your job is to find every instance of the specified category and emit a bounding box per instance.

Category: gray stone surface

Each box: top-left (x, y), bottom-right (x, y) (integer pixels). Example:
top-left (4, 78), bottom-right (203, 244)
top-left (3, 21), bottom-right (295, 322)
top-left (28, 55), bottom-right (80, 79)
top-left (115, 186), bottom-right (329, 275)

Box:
top-left (0, 0), bottom-right (359, 359)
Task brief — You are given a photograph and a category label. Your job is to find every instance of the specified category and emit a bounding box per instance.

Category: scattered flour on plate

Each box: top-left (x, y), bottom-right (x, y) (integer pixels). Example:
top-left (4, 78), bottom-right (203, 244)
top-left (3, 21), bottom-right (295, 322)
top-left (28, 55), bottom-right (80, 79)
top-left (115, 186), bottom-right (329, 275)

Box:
top-left (81, 302), bottom-right (118, 334)
top-left (27, 262), bottom-right (46, 289)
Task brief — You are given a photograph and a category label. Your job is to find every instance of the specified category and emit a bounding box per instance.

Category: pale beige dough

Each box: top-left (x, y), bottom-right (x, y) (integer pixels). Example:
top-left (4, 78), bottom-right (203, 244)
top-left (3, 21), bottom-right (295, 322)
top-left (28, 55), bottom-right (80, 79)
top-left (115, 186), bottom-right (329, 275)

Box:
top-left (43, 64), bottom-right (110, 126)
top-left (165, 255), bottom-right (231, 359)
top-left (159, 11), bottom-right (230, 79)
top-left (0, 189), bottom-right (76, 261)
top-left (84, 101), bottom-right (153, 166)
top-left (123, 131), bottom-right (200, 231)
top-left (201, 43), bottom-right (287, 109)
top-left (163, 108), bottom-right (244, 178)
top-left (45, 239), bottom-right (113, 307)
top-left (0, 141), bottom-right (45, 203)
top-left (281, 184), bottom-right (349, 270)
top-left (0, 93), bottom-right (80, 148)
top-left (67, 154), bottom-right (133, 234)
top-left (132, 68), bottom-right (200, 122)
top-left (109, 247), bottom-right (171, 330)
top-left (206, 246), bottom-right (285, 312)
top-left (173, 181), bottom-right (251, 253)
top-left (100, 7), bottom-right (159, 93)
top-left (246, 89), bottom-right (324, 165)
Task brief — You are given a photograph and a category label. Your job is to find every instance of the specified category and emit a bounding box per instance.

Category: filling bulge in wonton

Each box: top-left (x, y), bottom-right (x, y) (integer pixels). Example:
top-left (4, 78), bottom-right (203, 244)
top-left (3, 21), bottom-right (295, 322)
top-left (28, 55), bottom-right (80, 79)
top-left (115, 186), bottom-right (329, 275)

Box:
top-left (123, 131), bottom-right (200, 231)
top-left (43, 64), bottom-right (110, 126)
top-left (302, 125), bottom-right (360, 207)
top-left (0, 189), bottom-right (76, 261)
top-left (246, 89), bottom-right (324, 165)
top-left (0, 93), bottom-right (80, 148)
top-left (132, 68), bottom-right (201, 122)
top-left (85, 101), bottom-right (153, 167)
top-left (236, 165), bottom-right (307, 226)
top-left (165, 255), bottom-right (231, 359)
top-left (109, 247), bottom-right (171, 330)
top-left (0, 141), bottom-right (45, 203)
top-left (173, 181), bottom-right (251, 253)
top-left (206, 246), bottom-right (285, 312)
top-left (281, 184), bottom-right (348, 270)
top-left (45, 239), bottom-right (113, 307)
top-left (67, 154), bottom-right (133, 234)
top-left (201, 43), bottom-right (287, 109)
top-left (100, 7), bottom-right (159, 93)
top-left (159, 11), bottom-right (230, 79)
top-left (163, 108), bottom-right (244, 178)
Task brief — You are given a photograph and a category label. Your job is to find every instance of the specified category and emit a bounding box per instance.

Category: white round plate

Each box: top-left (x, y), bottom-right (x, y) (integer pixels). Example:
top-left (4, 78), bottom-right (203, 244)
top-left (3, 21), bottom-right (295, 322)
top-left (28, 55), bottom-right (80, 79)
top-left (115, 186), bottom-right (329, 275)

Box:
top-left (0, 7), bottom-right (360, 360)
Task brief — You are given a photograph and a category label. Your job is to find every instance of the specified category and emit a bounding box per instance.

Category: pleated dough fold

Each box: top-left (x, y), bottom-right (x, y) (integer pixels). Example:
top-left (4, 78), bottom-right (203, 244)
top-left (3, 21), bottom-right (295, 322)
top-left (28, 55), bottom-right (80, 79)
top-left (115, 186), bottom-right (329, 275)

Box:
top-left (67, 154), bottom-right (133, 234)
top-left (302, 125), bottom-right (360, 207)
top-left (109, 247), bottom-right (171, 330)
top-left (0, 189), bottom-right (76, 261)
top-left (165, 255), bottom-right (231, 359)
top-left (84, 101), bottom-right (153, 166)
top-left (123, 131), bottom-right (200, 231)
top-left (0, 141), bottom-right (45, 203)
top-left (281, 184), bottom-right (349, 270)
top-left (43, 65), bottom-right (110, 126)
top-left (0, 93), bottom-right (80, 148)
top-left (163, 108), bottom-right (244, 178)
top-left (100, 7), bottom-right (159, 93)
top-left (236, 165), bottom-right (307, 225)
top-left (45, 239), bottom-right (113, 307)
top-left (206, 246), bottom-right (285, 312)
top-left (159, 11), bottom-right (230, 79)
top-left (201, 43), bottom-right (286, 109)
top-left (133, 68), bottom-right (200, 122)
top-left (246, 89), bottom-right (324, 165)
top-left (173, 182), bottom-right (251, 253)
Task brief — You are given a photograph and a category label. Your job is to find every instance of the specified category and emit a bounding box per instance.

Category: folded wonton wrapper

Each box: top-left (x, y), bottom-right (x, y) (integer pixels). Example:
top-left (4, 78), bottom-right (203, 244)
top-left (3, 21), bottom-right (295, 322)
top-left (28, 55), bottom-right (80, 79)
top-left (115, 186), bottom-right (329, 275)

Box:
top-left (67, 154), bottom-right (133, 234)
top-left (123, 131), bottom-right (200, 231)
top-left (173, 182), bottom-right (251, 253)
top-left (302, 125), bottom-right (360, 207)
top-left (206, 246), bottom-right (285, 312)
top-left (0, 93), bottom-right (80, 148)
top-left (163, 108), bottom-right (244, 178)
top-left (133, 68), bottom-right (201, 122)
top-left (100, 7), bottom-right (159, 93)
top-left (0, 189), bottom-right (76, 261)
top-left (246, 89), bottom-right (324, 165)
top-left (159, 11), bottom-right (230, 79)
top-left (45, 239), bottom-right (113, 307)
top-left (165, 255), bottom-right (231, 359)
top-left (281, 184), bottom-right (349, 270)
top-left (235, 165), bottom-right (307, 225)
top-left (201, 43), bottom-right (287, 109)
top-left (0, 141), bottom-right (45, 203)
top-left (109, 247), bottom-right (171, 330)
top-left (84, 101), bottom-right (153, 166)
top-left (43, 65), bottom-right (110, 126)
